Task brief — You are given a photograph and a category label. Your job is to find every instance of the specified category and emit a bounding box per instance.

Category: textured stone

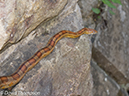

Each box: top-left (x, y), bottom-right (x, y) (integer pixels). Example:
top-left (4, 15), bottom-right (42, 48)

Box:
top-left (0, 0), bottom-right (67, 50)
top-left (78, 0), bottom-right (99, 28)
top-left (92, 0), bottom-right (129, 95)
top-left (91, 60), bottom-right (128, 96)
top-left (79, 0), bottom-right (129, 95)
top-left (0, 0), bottom-right (96, 96)
top-left (92, 46), bottom-right (129, 85)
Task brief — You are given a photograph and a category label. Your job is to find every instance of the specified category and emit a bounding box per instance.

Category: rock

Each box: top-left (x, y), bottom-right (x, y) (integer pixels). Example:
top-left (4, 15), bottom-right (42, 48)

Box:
top-left (79, 0), bottom-right (129, 95)
top-left (92, 0), bottom-right (129, 95)
top-left (92, 46), bottom-right (129, 84)
top-left (0, 0), bottom-right (96, 96)
top-left (0, 0), bottom-right (67, 50)
top-left (91, 60), bottom-right (128, 96)
top-left (78, 0), bottom-right (99, 28)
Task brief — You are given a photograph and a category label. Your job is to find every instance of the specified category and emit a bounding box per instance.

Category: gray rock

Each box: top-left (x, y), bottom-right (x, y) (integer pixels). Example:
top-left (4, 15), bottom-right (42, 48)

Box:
top-left (0, 0), bottom-right (67, 50)
top-left (79, 0), bottom-right (129, 95)
top-left (92, 0), bottom-right (129, 95)
top-left (0, 0), bottom-right (96, 96)
top-left (91, 60), bottom-right (128, 96)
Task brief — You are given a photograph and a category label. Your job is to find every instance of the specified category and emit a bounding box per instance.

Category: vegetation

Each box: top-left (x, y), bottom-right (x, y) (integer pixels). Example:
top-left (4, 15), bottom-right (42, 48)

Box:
top-left (92, 0), bottom-right (122, 15)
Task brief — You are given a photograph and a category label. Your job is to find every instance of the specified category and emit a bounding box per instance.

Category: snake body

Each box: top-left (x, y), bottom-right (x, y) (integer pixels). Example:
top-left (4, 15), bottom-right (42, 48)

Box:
top-left (0, 28), bottom-right (97, 90)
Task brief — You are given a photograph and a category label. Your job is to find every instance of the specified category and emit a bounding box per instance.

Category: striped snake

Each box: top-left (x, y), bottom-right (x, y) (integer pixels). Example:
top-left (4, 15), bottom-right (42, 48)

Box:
top-left (0, 28), bottom-right (97, 90)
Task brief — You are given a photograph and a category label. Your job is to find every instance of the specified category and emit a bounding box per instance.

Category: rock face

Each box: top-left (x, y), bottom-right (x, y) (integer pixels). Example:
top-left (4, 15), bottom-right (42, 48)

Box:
top-left (91, 0), bottom-right (129, 95)
top-left (91, 60), bottom-right (128, 96)
top-left (79, 0), bottom-right (129, 95)
top-left (78, 0), bottom-right (99, 28)
top-left (1, 0), bottom-right (129, 96)
top-left (0, 0), bottom-right (67, 50)
top-left (0, 0), bottom-right (96, 96)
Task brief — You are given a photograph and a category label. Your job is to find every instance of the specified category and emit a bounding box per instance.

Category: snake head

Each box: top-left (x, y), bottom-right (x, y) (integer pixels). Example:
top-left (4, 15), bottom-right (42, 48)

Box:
top-left (84, 28), bottom-right (97, 34)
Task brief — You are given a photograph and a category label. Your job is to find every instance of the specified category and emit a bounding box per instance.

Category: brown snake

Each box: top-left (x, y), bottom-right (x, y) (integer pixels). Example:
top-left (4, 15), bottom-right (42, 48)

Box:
top-left (0, 28), bottom-right (97, 90)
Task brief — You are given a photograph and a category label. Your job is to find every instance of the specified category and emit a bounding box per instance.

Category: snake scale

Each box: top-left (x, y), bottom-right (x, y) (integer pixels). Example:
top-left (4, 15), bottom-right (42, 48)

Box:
top-left (0, 28), bottom-right (97, 90)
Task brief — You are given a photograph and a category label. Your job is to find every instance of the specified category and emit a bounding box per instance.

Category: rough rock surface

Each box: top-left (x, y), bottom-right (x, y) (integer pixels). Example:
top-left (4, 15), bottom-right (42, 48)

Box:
top-left (91, 0), bottom-right (129, 95)
top-left (0, 0), bottom-right (96, 96)
top-left (78, 0), bottom-right (99, 28)
top-left (0, 0), bottom-right (67, 50)
top-left (91, 60), bottom-right (128, 96)
top-left (79, 0), bottom-right (129, 95)
top-left (94, 0), bottom-right (129, 82)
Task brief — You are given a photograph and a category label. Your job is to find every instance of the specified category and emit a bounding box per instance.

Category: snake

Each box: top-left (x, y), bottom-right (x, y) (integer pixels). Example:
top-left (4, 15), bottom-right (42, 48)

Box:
top-left (0, 28), bottom-right (97, 90)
